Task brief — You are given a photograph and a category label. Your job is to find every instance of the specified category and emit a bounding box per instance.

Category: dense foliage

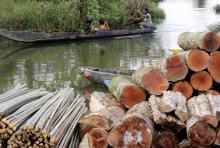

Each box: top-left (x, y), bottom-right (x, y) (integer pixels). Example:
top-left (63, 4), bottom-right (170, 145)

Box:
top-left (0, 0), bottom-right (165, 32)
top-left (214, 4), bottom-right (220, 13)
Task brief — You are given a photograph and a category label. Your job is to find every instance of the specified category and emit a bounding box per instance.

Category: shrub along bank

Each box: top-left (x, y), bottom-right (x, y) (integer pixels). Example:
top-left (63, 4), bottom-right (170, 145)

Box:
top-left (0, 0), bottom-right (165, 32)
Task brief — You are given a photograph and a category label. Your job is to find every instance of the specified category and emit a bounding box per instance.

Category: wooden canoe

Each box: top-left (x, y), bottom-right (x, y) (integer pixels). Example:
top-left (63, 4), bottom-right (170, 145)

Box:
top-left (78, 66), bottom-right (135, 86)
top-left (0, 26), bottom-right (156, 43)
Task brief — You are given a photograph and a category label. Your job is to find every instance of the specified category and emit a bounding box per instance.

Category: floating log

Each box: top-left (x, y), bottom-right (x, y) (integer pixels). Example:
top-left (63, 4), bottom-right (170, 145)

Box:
top-left (89, 91), bottom-right (123, 113)
top-left (186, 116), bottom-right (216, 147)
top-left (79, 128), bottom-right (108, 148)
top-left (159, 55), bottom-right (188, 82)
top-left (159, 91), bottom-right (188, 122)
top-left (185, 50), bottom-right (210, 72)
top-left (149, 95), bottom-right (185, 133)
top-left (152, 132), bottom-right (178, 148)
top-left (187, 94), bottom-right (218, 127)
top-left (208, 51), bottom-right (220, 83)
top-left (79, 106), bottom-right (125, 131)
top-left (178, 32), bottom-right (220, 52)
top-left (190, 71), bottom-right (213, 91)
top-left (107, 102), bottom-right (155, 148)
top-left (132, 67), bottom-right (169, 95)
top-left (109, 76), bottom-right (146, 108)
top-left (172, 81), bottom-right (193, 100)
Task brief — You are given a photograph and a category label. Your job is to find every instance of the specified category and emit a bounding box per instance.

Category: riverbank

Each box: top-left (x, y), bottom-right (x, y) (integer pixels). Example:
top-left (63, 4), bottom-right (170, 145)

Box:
top-left (0, 0), bottom-right (165, 32)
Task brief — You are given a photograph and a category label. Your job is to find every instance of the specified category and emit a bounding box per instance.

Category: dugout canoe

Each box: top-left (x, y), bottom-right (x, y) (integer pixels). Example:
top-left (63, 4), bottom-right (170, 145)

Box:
top-left (0, 26), bottom-right (156, 43)
top-left (78, 66), bottom-right (135, 86)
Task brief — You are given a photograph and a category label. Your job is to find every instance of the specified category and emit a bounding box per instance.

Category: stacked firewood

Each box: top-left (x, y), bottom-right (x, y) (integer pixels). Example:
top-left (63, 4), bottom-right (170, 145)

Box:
top-left (79, 31), bottom-right (220, 148)
top-left (0, 85), bottom-right (86, 148)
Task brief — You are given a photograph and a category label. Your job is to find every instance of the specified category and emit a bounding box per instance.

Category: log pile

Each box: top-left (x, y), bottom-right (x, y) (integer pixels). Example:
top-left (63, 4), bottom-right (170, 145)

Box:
top-left (0, 85), bottom-right (86, 148)
top-left (79, 31), bottom-right (220, 147)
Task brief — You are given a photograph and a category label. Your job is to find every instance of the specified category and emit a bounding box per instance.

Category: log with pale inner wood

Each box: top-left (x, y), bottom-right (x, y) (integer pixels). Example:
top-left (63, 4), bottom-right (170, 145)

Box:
top-left (178, 32), bottom-right (220, 52)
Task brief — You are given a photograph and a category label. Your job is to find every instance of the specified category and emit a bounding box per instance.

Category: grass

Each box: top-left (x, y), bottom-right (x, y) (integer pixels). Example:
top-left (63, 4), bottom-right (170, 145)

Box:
top-left (0, 0), bottom-right (165, 32)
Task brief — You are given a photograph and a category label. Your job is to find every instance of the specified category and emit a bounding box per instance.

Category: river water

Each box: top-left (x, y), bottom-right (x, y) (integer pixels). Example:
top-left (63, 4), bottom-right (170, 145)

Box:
top-left (0, 0), bottom-right (219, 93)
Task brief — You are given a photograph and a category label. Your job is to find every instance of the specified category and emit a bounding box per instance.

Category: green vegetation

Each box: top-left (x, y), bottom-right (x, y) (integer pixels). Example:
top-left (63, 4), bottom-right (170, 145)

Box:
top-left (209, 23), bottom-right (220, 33)
top-left (214, 4), bottom-right (220, 13)
top-left (0, 0), bottom-right (165, 32)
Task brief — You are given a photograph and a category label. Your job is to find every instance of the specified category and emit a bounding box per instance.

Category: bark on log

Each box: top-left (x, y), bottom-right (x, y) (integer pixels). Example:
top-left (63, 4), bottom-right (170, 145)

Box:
top-left (89, 91), bottom-right (123, 113)
top-left (158, 55), bottom-right (188, 82)
top-left (185, 50), bottom-right (210, 72)
top-left (109, 76), bottom-right (146, 109)
top-left (79, 128), bottom-right (108, 148)
top-left (186, 116), bottom-right (216, 147)
top-left (152, 132), bottom-right (178, 148)
top-left (131, 67), bottom-right (169, 95)
top-left (172, 81), bottom-right (193, 100)
top-left (208, 51), bottom-right (220, 83)
top-left (190, 71), bottom-right (213, 91)
top-left (79, 106), bottom-right (125, 130)
top-left (149, 95), bottom-right (185, 132)
top-left (205, 90), bottom-right (220, 96)
top-left (107, 103), bottom-right (155, 148)
top-left (187, 95), bottom-right (218, 127)
top-left (206, 94), bottom-right (220, 121)
top-left (159, 91), bottom-right (188, 122)
top-left (178, 32), bottom-right (220, 52)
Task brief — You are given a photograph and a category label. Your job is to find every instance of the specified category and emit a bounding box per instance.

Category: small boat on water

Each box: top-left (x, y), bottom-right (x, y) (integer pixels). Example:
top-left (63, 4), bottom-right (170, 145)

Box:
top-left (78, 66), bottom-right (135, 86)
top-left (0, 26), bottom-right (156, 43)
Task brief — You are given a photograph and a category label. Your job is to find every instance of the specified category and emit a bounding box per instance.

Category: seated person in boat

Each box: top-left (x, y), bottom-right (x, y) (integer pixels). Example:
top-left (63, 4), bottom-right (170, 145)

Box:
top-left (95, 19), bottom-right (110, 31)
top-left (139, 8), bottom-right (154, 29)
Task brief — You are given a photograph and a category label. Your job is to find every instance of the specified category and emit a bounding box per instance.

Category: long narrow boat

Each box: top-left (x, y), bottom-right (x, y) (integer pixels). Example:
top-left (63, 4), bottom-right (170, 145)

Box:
top-left (0, 26), bottom-right (156, 43)
top-left (78, 66), bottom-right (135, 86)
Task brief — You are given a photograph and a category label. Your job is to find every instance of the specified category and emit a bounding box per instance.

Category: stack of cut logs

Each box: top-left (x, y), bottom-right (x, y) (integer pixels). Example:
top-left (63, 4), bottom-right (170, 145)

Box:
top-left (79, 31), bottom-right (220, 148)
top-left (0, 84), bottom-right (86, 148)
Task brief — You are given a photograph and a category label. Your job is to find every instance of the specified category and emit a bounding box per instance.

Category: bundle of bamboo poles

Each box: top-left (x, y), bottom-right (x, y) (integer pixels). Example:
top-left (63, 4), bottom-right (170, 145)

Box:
top-left (79, 31), bottom-right (220, 148)
top-left (7, 87), bottom-right (86, 148)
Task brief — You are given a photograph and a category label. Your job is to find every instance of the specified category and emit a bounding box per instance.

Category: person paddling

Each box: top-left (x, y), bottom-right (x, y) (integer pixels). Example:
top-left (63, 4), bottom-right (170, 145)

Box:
top-left (139, 8), bottom-right (154, 29)
top-left (95, 19), bottom-right (110, 31)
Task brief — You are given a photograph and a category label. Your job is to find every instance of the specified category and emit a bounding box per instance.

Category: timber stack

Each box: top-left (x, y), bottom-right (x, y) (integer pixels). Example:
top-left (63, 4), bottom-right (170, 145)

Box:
top-left (79, 31), bottom-right (220, 148)
top-left (0, 84), bottom-right (86, 148)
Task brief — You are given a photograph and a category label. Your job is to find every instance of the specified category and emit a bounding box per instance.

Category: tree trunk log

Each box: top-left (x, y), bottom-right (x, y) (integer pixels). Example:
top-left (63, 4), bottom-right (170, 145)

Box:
top-left (178, 32), bottom-right (220, 52)
top-left (215, 128), bottom-right (220, 146)
top-left (190, 71), bottom-right (213, 91)
top-left (206, 94), bottom-right (220, 121)
top-left (185, 49), bottom-right (210, 72)
top-left (159, 91), bottom-right (188, 122)
top-left (172, 81), bottom-right (193, 100)
top-left (109, 76), bottom-right (146, 109)
top-left (152, 132), bottom-right (178, 148)
top-left (208, 51), bottom-right (220, 83)
top-left (107, 103), bottom-right (155, 148)
top-left (79, 106), bottom-right (125, 131)
top-left (187, 95), bottom-right (218, 127)
top-left (158, 55), bottom-right (188, 82)
top-left (186, 116), bottom-right (216, 147)
top-left (79, 128), bottom-right (108, 148)
top-left (178, 140), bottom-right (205, 148)
top-left (205, 90), bottom-right (220, 96)
top-left (89, 91), bottom-right (123, 113)
top-left (131, 67), bottom-right (169, 95)
top-left (149, 95), bottom-right (185, 132)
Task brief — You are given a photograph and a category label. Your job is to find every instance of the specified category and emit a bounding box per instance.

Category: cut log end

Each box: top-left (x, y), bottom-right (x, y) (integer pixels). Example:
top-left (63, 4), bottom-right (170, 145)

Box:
top-left (188, 121), bottom-right (216, 146)
top-left (79, 115), bottom-right (110, 130)
top-left (120, 85), bottom-right (146, 109)
top-left (172, 81), bottom-right (193, 100)
top-left (108, 116), bottom-right (152, 148)
top-left (142, 69), bottom-right (169, 95)
top-left (202, 32), bottom-right (220, 52)
top-left (190, 71), bottom-right (213, 91)
top-left (208, 51), bottom-right (220, 83)
top-left (88, 128), bottom-right (108, 148)
top-left (152, 132), bottom-right (178, 148)
top-left (165, 55), bottom-right (188, 82)
top-left (186, 50), bottom-right (210, 72)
